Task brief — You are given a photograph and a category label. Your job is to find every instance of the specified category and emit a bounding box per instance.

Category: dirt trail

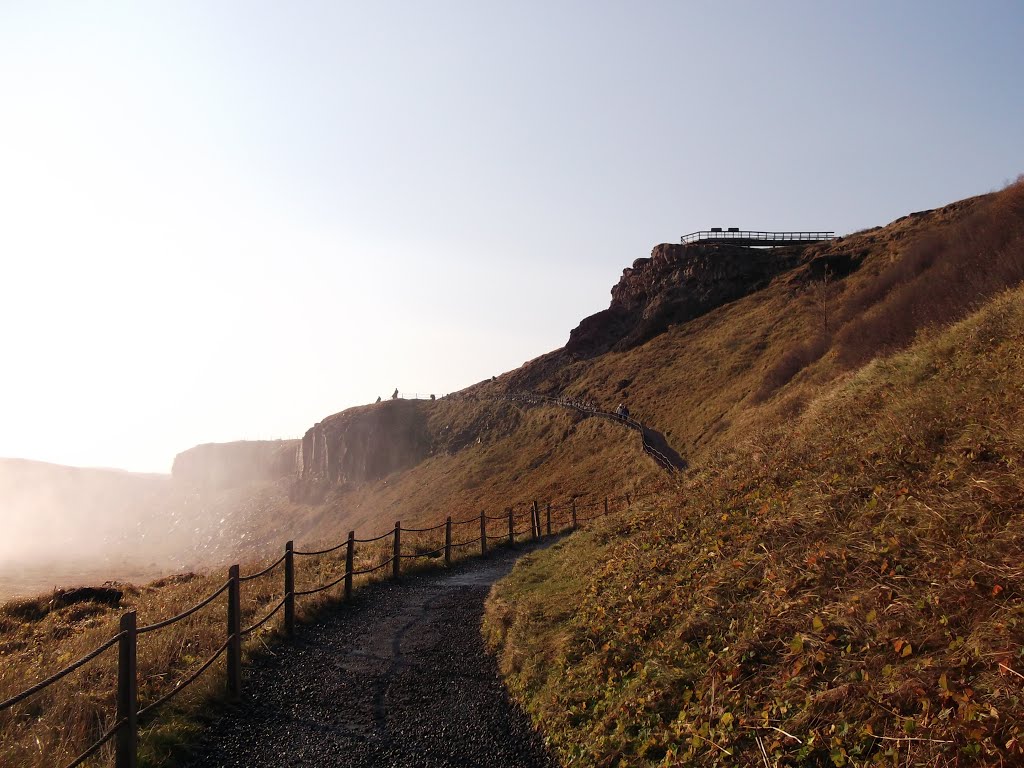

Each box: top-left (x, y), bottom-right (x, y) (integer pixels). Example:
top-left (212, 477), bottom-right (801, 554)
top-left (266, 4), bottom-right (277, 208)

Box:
top-left (179, 544), bottom-right (558, 768)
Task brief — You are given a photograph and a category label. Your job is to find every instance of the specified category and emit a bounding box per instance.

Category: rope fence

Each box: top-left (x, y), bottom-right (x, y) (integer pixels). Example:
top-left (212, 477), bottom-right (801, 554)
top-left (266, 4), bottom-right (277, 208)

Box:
top-left (500, 392), bottom-right (679, 472)
top-left (1, 489), bottom-right (637, 768)
top-left (238, 553), bottom-right (288, 582)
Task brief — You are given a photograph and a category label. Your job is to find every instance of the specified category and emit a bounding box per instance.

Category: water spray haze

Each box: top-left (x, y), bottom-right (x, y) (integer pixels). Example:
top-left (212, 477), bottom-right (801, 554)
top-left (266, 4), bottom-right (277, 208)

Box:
top-left (0, 438), bottom-right (302, 598)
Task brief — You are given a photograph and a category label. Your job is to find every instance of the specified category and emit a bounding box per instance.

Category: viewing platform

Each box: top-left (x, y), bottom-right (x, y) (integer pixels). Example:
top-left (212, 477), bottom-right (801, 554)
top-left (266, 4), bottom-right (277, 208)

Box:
top-left (681, 228), bottom-right (835, 247)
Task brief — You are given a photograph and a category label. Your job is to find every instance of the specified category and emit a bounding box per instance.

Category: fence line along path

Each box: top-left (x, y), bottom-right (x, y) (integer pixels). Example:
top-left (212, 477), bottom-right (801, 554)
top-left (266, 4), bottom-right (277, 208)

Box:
top-left (1, 490), bottom-right (636, 768)
top-left (497, 391), bottom-right (684, 473)
top-left (178, 541), bottom-right (563, 768)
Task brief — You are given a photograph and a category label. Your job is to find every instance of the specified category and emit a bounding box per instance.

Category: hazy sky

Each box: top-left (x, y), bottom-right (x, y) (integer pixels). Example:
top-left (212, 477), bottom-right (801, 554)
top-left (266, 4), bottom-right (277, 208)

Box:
top-left (1, 1), bottom-right (1022, 473)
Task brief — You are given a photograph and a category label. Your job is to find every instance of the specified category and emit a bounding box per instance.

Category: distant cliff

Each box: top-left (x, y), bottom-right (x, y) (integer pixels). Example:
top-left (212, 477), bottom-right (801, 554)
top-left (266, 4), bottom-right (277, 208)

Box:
top-left (171, 440), bottom-right (300, 490)
top-left (299, 400), bottom-right (432, 487)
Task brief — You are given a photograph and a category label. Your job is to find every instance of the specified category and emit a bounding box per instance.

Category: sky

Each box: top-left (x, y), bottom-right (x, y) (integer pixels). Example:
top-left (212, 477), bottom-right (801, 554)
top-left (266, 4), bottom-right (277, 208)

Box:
top-left (1, 1), bottom-right (1022, 473)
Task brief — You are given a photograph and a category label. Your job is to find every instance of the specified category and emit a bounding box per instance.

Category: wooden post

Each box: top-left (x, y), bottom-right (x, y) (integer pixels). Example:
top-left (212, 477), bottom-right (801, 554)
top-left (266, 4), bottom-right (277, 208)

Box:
top-left (284, 541), bottom-right (295, 637)
top-left (227, 565), bottom-right (242, 699)
top-left (626, 492), bottom-right (632, 508)
top-left (532, 501), bottom-right (540, 540)
top-left (571, 498), bottom-right (577, 529)
top-left (344, 531), bottom-right (355, 600)
top-left (604, 497), bottom-right (609, 516)
top-left (115, 611), bottom-right (137, 768)
top-left (507, 508), bottom-right (514, 544)
top-left (393, 522), bottom-right (401, 578)
top-left (444, 517), bottom-right (452, 565)
top-left (546, 503), bottom-right (552, 536)
top-left (480, 512), bottom-right (487, 556)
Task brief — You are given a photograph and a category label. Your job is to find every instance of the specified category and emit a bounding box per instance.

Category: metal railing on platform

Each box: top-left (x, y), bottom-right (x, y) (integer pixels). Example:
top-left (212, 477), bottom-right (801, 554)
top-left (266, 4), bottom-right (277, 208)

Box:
top-left (680, 230), bottom-right (834, 246)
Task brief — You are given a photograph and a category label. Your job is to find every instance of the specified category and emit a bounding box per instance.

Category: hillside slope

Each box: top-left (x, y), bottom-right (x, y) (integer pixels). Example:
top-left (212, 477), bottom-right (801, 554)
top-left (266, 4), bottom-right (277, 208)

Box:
top-left (484, 183), bottom-right (1024, 766)
top-left (4, 180), bottom-right (1022, 768)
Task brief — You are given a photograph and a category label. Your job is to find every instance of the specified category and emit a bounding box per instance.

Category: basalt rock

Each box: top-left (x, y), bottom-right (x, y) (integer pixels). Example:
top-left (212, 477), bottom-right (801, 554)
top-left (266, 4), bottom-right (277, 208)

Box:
top-left (299, 400), bottom-right (431, 488)
top-left (567, 243), bottom-right (806, 356)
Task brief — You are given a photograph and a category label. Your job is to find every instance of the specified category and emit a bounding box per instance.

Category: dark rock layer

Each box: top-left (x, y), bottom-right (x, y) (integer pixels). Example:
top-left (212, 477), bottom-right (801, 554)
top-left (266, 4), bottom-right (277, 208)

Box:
top-left (567, 242), bottom-right (805, 356)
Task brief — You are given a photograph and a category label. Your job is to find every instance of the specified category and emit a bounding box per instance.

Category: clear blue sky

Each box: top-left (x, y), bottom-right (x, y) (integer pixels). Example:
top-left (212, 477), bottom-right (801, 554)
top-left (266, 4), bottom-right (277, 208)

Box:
top-left (1, 1), bottom-right (1022, 472)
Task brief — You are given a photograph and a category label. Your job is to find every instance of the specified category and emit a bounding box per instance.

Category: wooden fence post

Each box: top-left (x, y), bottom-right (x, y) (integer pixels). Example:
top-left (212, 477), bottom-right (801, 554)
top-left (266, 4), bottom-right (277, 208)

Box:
top-left (571, 498), bottom-right (577, 529)
top-left (480, 512), bottom-right (487, 556)
top-left (546, 503), bottom-right (552, 536)
top-left (227, 565), bottom-right (241, 700)
top-left (393, 522), bottom-right (401, 578)
top-left (604, 497), bottom-right (609, 516)
top-left (507, 508), bottom-right (514, 544)
top-left (284, 541), bottom-right (295, 636)
top-left (444, 517), bottom-right (452, 565)
top-left (115, 611), bottom-right (137, 768)
top-left (344, 531), bottom-right (355, 600)
top-left (532, 501), bottom-right (540, 540)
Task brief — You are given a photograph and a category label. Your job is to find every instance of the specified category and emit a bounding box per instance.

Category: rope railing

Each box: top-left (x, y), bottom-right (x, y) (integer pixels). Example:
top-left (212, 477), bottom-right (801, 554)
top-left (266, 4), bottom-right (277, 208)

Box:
top-left (65, 717), bottom-right (126, 768)
top-left (399, 545), bottom-right (446, 559)
top-left (293, 541), bottom-right (347, 556)
top-left (240, 597), bottom-right (289, 634)
top-left (501, 391), bottom-right (679, 473)
top-left (138, 639), bottom-right (231, 719)
top-left (137, 581), bottom-right (231, 635)
top-left (239, 553), bottom-right (288, 581)
top-left (5, 488), bottom-right (636, 768)
top-left (400, 521), bottom-right (448, 533)
top-left (0, 632), bottom-right (123, 712)
top-left (351, 557), bottom-right (397, 576)
top-left (353, 530), bottom-right (396, 544)
top-left (294, 573), bottom-right (346, 596)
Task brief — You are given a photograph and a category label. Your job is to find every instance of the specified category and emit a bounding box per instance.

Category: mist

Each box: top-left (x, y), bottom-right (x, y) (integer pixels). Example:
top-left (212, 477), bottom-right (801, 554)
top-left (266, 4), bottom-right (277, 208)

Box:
top-left (0, 456), bottom-right (280, 600)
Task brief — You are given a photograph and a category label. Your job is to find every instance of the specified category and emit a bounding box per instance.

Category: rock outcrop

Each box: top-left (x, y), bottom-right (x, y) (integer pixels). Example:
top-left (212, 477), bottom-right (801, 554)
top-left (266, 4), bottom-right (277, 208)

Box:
top-left (567, 243), bottom-right (805, 356)
top-left (299, 400), bottom-right (431, 487)
top-left (171, 440), bottom-right (300, 490)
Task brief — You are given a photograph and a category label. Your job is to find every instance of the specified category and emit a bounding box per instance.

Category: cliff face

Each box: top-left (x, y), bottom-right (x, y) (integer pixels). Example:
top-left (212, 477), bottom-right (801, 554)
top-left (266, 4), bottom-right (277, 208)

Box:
top-left (299, 400), bottom-right (431, 487)
top-left (567, 243), bottom-right (806, 356)
top-left (171, 440), bottom-right (300, 490)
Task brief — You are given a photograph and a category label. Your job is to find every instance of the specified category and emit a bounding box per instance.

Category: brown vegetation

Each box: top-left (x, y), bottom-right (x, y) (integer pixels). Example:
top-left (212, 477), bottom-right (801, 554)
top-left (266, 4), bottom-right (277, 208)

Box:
top-left (6, 179), bottom-right (1024, 766)
top-left (487, 286), bottom-right (1024, 765)
top-left (756, 178), bottom-right (1024, 399)
top-left (1, 398), bottom-right (657, 767)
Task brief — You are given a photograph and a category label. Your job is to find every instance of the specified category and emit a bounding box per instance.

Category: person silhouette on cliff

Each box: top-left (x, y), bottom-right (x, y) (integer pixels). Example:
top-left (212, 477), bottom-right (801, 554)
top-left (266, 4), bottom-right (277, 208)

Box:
top-left (392, 388), bottom-right (399, 400)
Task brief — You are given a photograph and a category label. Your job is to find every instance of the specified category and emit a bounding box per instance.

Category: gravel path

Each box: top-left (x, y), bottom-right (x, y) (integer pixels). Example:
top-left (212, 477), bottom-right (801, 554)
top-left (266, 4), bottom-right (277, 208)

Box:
top-left (179, 544), bottom-right (559, 768)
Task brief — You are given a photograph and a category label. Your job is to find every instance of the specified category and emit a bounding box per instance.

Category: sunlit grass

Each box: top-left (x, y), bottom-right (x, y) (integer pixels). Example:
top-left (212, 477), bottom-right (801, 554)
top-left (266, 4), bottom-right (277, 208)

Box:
top-left (486, 286), bottom-right (1024, 766)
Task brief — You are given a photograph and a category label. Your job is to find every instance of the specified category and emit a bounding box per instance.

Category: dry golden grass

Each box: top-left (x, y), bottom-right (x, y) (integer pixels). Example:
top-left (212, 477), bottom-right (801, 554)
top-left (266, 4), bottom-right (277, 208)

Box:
top-left (7, 181), bottom-right (1019, 767)
top-left (256, 400), bottom-right (663, 552)
top-left (486, 285), bottom-right (1024, 766)
top-left (0, 395), bottom-right (659, 767)
top-left (0, 519), bottom-right (538, 767)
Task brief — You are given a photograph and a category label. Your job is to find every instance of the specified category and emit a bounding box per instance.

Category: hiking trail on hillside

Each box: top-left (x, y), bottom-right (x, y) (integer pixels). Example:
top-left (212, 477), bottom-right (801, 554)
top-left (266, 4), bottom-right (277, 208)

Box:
top-left (501, 392), bottom-right (687, 472)
top-left (178, 543), bottom-right (558, 768)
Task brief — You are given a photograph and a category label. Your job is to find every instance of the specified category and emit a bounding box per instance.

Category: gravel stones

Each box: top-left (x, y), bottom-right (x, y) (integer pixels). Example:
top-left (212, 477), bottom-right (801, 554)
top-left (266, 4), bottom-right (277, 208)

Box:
top-left (179, 546), bottom-right (558, 768)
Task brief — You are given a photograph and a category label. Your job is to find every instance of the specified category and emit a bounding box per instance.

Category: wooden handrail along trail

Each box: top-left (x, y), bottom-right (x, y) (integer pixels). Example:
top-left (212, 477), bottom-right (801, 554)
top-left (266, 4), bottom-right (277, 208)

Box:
top-left (1, 489), bottom-right (636, 768)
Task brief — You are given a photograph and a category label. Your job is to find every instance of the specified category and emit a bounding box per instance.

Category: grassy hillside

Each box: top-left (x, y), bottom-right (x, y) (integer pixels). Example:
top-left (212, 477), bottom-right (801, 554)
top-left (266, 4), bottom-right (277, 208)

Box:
top-left (0, 395), bottom-right (660, 767)
top-left (477, 187), bottom-right (1013, 472)
top-left (4, 179), bottom-right (1021, 767)
top-left (484, 210), bottom-right (1024, 764)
